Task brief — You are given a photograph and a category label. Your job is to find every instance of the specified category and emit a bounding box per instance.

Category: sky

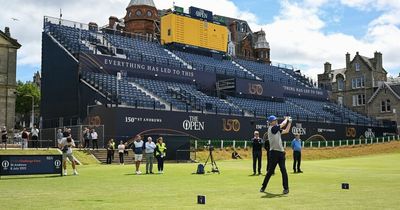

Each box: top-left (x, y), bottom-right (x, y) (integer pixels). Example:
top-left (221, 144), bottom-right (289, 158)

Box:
top-left (1, 0), bottom-right (399, 82)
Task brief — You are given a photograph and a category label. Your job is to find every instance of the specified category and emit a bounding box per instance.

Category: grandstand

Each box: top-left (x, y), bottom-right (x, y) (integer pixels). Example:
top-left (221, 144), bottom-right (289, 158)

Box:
top-left (40, 5), bottom-right (395, 143)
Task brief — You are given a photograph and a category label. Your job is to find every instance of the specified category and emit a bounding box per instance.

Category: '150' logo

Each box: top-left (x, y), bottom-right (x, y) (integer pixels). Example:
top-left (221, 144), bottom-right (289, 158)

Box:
top-left (248, 83), bottom-right (263, 95)
top-left (346, 127), bottom-right (356, 138)
top-left (222, 119), bottom-right (240, 132)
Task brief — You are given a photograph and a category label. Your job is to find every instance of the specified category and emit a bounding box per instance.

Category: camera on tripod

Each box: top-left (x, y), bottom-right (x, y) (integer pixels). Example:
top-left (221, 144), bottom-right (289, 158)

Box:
top-left (205, 143), bottom-right (214, 151)
top-left (203, 143), bottom-right (219, 174)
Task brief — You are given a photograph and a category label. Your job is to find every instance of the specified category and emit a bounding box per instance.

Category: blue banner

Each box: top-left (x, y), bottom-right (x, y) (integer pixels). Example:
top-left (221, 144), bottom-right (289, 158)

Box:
top-left (0, 155), bottom-right (63, 176)
top-left (79, 53), bottom-right (217, 90)
top-left (88, 106), bottom-right (395, 142)
top-left (236, 78), bottom-right (328, 100)
top-left (282, 85), bottom-right (328, 99)
top-left (236, 78), bottom-right (283, 98)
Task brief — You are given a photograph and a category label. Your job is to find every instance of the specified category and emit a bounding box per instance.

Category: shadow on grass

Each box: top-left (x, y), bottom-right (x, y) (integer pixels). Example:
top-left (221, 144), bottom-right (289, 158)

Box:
top-left (261, 192), bottom-right (285, 199)
top-left (124, 173), bottom-right (161, 176)
top-left (248, 174), bottom-right (264, 177)
top-left (76, 199), bottom-right (104, 202)
top-left (0, 175), bottom-right (61, 180)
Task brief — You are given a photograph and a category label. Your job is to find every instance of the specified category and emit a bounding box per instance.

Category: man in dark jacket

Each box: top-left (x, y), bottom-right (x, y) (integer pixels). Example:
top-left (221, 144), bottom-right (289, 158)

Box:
top-left (263, 130), bottom-right (274, 175)
top-left (252, 131), bottom-right (263, 175)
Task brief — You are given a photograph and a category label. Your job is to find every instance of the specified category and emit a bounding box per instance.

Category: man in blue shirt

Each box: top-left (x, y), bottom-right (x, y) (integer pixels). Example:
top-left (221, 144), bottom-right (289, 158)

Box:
top-left (260, 115), bottom-right (292, 194)
top-left (291, 134), bottom-right (303, 173)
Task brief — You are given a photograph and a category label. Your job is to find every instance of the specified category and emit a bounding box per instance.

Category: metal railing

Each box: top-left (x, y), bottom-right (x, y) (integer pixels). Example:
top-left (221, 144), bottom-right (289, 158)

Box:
top-left (192, 135), bottom-right (400, 150)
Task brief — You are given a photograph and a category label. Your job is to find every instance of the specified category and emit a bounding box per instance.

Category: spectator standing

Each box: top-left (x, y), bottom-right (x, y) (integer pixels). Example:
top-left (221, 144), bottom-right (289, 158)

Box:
top-left (252, 131), bottom-right (263, 175)
top-left (21, 128), bottom-right (29, 149)
top-left (56, 129), bottom-right (63, 147)
top-left (118, 141), bottom-right (125, 165)
top-left (110, 139), bottom-right (116, 160)
top-left (145, 137), bottom-right (156, 174)
top-left (106, 140), bottom-right (113, 164)
top-left (291, 134), bottom-right (303, 173)
top-left (31, 125), bottom-right (39, 148)
top-left (155, 137), bottom-right (167, 174)
top-left (133, 135), bottom-right (144, 175)
top-left (91, 129), bottom-right (98, 150)
top-left (1, 126), bottom-right (7, 149)
top-left (83, 127), bottom-right (91, 149)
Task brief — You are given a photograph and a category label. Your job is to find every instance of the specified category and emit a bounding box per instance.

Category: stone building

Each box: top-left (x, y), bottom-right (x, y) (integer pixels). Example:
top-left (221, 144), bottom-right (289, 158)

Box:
top-left (0, 27), bottom-right (21, 129)
top-left (318, 52), bottom-right (400, 131)
top-left (33, 71), bottom-right (41, 88)
top-left (318, 52), bottom-right (387, 114)
top-left (367, 82), bottom-right (400, 133)
top-left (108, 0), bottom-right (158, 39)
top-left (216, 15), bottom-right (271, 63)
top-left (253, 29), bottom-right (270, 63)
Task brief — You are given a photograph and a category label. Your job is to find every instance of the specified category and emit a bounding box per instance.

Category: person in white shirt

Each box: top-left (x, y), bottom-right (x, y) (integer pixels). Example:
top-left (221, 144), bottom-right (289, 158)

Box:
top-left (145, 137), bottom-right (156, 174)
top-left (31, 125), bottom-right (39, 148)
top-left (133, 135), bottom-right (144, 175)
top-left (91, 129), bottom-right (98, 150)
top-left (118, 141), bottom-right (126, 165)
top-left (56, 129), bottom-right (63, 147)
top-left (58, 137), bottom-right (78, 176)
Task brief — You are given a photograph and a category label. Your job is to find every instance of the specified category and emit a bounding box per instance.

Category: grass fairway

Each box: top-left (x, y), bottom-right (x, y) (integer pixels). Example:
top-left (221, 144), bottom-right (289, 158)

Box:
top-left (1, 153), bottom-right (399, 210)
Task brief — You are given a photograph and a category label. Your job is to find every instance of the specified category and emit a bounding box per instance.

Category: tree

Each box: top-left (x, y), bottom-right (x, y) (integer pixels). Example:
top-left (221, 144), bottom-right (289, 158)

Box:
top-left (15, 81), bottom-right (40, 115)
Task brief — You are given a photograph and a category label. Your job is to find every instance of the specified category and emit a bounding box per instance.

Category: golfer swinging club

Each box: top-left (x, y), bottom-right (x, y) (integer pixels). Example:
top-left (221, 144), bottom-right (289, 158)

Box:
top-left (260, 115), bottom-right (292, 194)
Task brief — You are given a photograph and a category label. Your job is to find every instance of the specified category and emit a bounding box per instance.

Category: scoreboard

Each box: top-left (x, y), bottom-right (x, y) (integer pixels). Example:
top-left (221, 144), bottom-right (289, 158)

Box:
top-left (161, 13), bottom-right (228, 53)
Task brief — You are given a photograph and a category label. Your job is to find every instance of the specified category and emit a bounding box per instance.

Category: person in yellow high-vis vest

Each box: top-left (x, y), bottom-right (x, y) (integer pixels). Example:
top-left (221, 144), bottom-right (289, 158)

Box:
top-left (155, 137), bottom-right (167, 174)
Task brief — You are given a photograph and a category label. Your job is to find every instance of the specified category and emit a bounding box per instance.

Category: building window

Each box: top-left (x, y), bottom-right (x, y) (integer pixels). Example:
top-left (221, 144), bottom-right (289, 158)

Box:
top-left (168, 29), bottom-right (171, 36)
top-left (147, 10), bottom-right (152, 17)
top-left (358, 94), bottom-right (365, 106)
top-left (351, 76), bottom-right (365, 89)
top-left (338, 96), bottom-right (343, 106)
top-left (355, 62), bottom-right (360, 71)
top-left (136, 10), bottom-right (142, 16)
top-left (381, 99), bottom-right (391, 112)
top-left (337, 78), bottom-right (344, 91)
top-left (353, 94), bottom-right (365, 106)
top-left (381, 101), bottom-right (386, 112)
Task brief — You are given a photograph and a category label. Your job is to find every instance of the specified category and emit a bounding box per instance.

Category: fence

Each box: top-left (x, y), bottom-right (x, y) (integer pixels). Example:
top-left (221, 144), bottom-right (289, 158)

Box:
top-left (40, 125), bottom-right (105, 148)
top-left (192, 135), bottom-right (400, 150)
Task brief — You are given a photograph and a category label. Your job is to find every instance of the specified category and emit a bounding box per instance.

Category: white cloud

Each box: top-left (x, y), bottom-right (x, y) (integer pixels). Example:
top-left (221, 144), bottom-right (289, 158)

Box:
top-left (1, 0), bottom-right (399, 82)
top-left (341, 0), bottom-right (400, 11)
top-left (246, 0), bottom-right (400, 80)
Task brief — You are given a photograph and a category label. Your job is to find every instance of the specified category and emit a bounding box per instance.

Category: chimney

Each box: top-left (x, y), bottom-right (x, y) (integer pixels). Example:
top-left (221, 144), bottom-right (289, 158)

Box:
top-left (324, 62), bottom-right (331, 74)
top-left (108, 16), bottom-right (119, 29)
top-left (4, 27), bottom-right (10, 37)
top-left (346, 52), bottom-right (350, 70)
top-left (374, 51), bottom-right (383, 72)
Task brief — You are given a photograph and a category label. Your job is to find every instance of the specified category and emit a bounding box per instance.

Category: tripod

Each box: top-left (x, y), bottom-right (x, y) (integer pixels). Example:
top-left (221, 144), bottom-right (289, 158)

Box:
top-left (204, 147), bottom-right (220, 174)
